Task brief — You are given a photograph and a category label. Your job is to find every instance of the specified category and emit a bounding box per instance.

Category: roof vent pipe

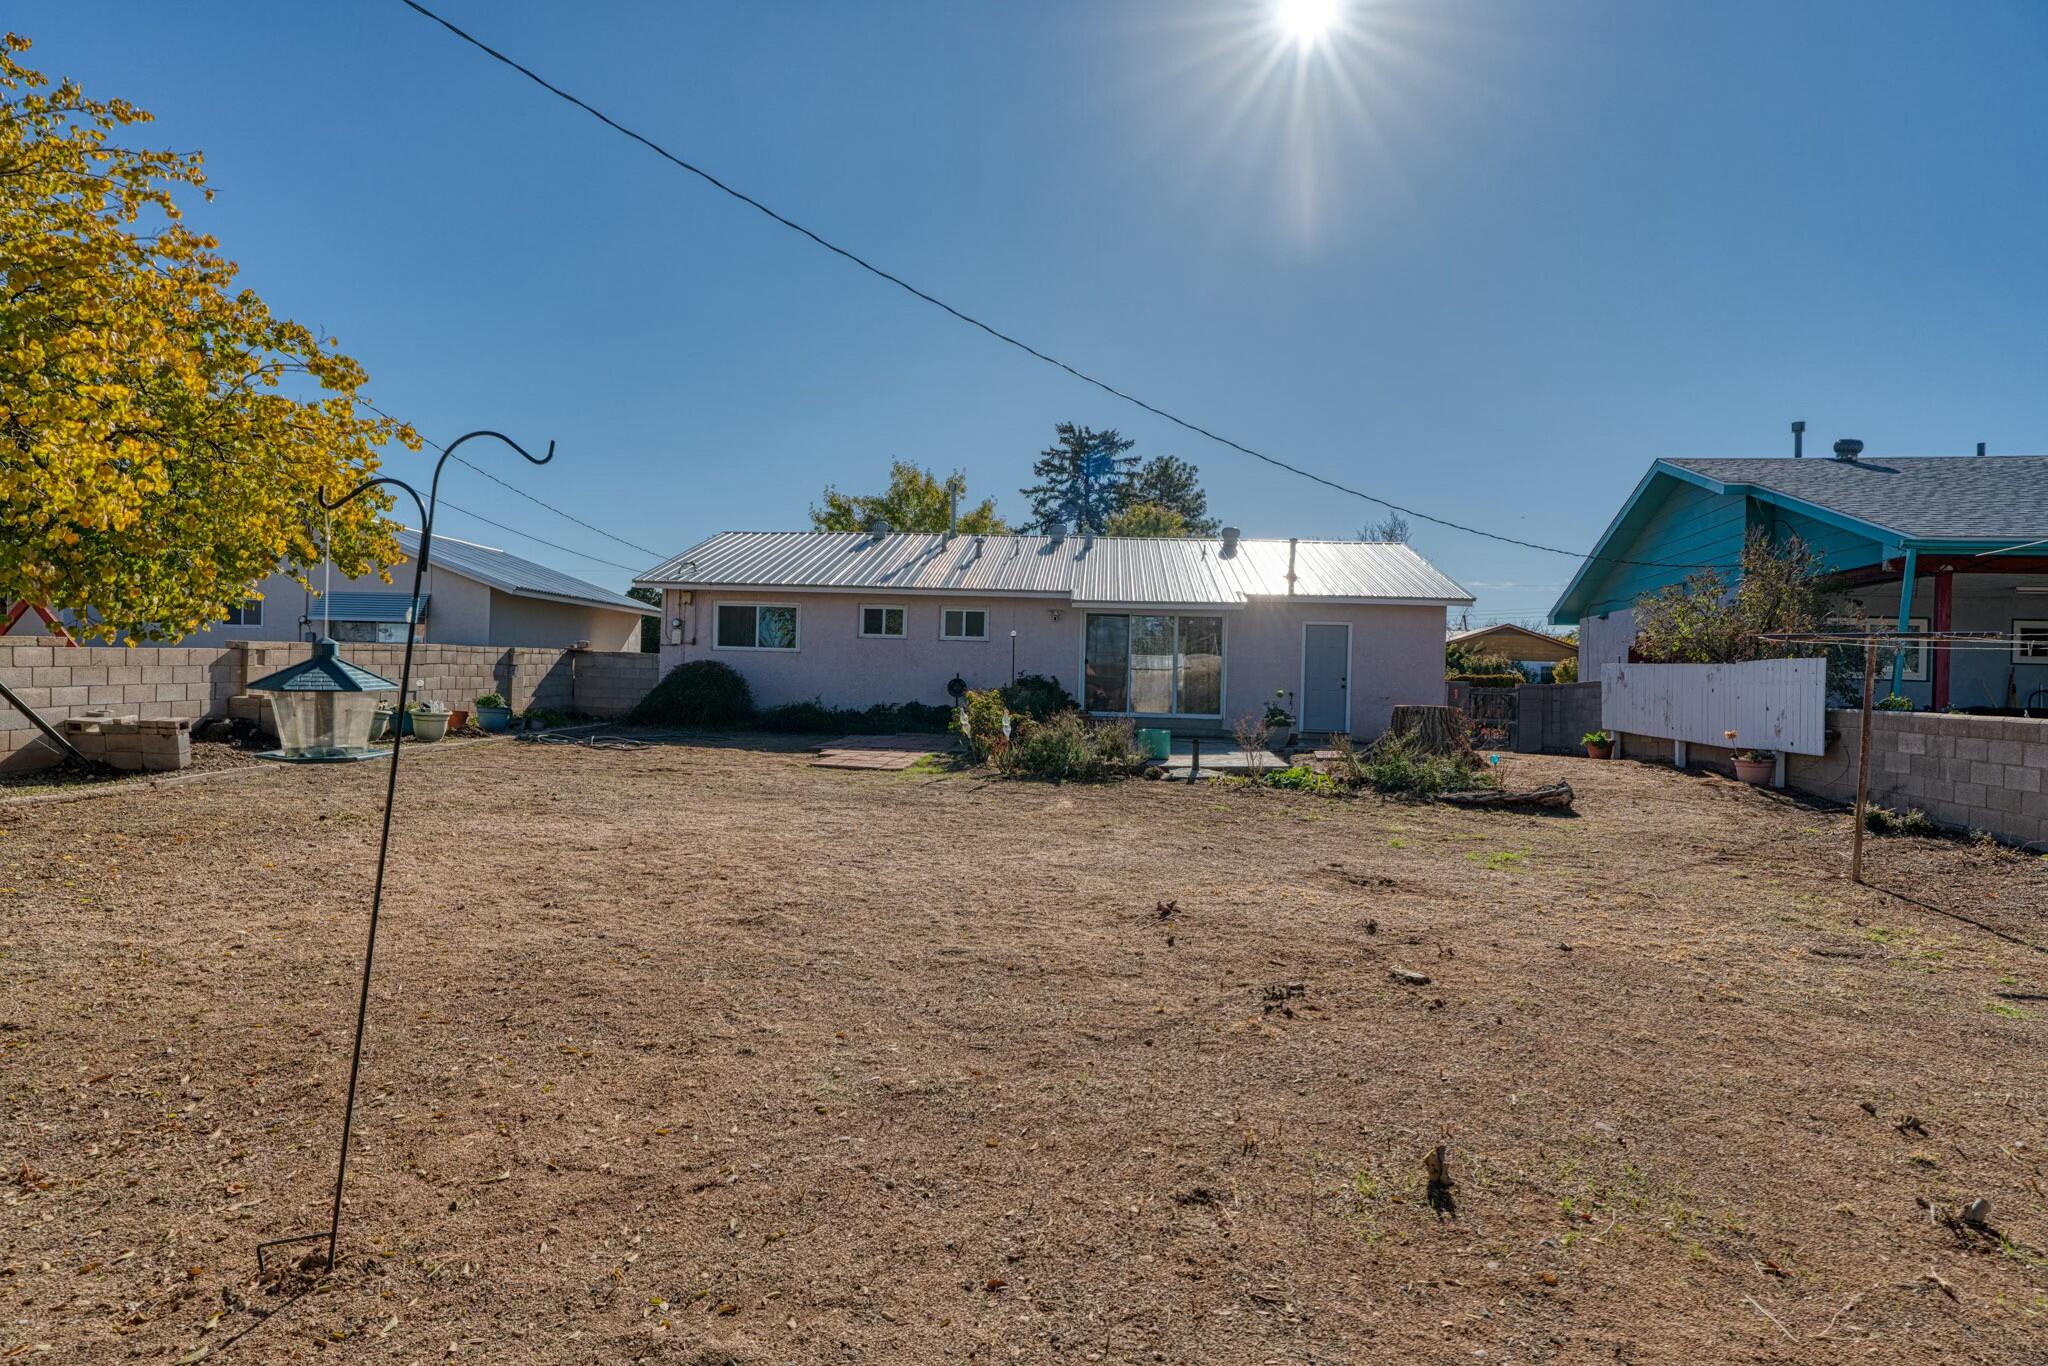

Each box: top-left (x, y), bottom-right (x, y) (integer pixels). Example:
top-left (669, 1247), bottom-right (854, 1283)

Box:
top-left (1977, 441), bottom-right (1987, 457)
top-left (1791, 419), bottom-right (1805, 458)
top-left (864, 514), bottom-right (889, 538)
top-left (1220, 526), bottom-right (1241, 556)
top-left (947, 484), bottom-right (959, 539)
top-left (1286, 537), bottom-right (1299, 596)
top-left (1832, 438), bottom-right (1864, 462)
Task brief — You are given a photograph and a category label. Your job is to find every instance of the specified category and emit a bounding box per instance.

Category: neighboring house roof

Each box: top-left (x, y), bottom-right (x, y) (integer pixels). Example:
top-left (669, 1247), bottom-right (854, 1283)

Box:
top-left (1664, 455), bottom-right (2048, 542)
top-left (312, 591), bottom-right (429, 624)
top-left (1447, 622), bottom-right (1577, 661)
top-left (395, 531), bottom-right (653, 615)
top-left (1551, 453), bottom-right (2048, 625)
top-left (636, 532), bottom-right (1474, 607)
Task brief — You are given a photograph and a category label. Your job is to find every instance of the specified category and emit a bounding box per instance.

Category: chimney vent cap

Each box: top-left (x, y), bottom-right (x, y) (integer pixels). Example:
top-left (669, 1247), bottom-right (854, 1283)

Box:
top-left (1832, 438), bottom-right (1865, 461)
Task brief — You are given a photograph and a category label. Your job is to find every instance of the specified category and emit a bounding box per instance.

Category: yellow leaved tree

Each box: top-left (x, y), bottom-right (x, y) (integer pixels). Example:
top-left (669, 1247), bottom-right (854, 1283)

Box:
top-left (0, 34), bottom-right (416, 642)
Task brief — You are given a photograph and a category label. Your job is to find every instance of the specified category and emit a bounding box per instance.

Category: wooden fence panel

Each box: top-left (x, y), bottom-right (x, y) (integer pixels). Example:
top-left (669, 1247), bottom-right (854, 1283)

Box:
top-left (1601, 659), bottom-right (1827, 755)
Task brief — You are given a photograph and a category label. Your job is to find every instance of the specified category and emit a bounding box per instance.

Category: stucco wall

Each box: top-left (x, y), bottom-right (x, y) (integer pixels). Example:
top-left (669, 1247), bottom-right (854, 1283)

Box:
top-left (656, 588), bottom-right (1447, 735)
top-left (487, 589), bottom-right (643, 652)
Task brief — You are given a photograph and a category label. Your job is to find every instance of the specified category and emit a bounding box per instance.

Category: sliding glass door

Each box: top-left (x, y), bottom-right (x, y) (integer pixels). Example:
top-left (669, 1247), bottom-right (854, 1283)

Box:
top-left (1084, 613), bottom-right (1224, 716)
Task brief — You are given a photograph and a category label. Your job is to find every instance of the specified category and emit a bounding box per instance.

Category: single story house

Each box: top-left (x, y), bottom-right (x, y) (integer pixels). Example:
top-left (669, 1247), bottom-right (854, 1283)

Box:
top-left (1551, 450), bottom-right (2048, 711)
top-left (1447, 622), bottom-right (1578, 681)
top-left (634, 528), bottom-right (1473, 737)
top-left (16, 530), bottom-right (654, 652)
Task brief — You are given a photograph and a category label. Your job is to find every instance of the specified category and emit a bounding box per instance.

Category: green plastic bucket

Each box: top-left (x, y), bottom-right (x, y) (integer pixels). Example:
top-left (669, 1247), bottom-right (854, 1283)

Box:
top-left (1135, 727), bottom-right (1172, 761)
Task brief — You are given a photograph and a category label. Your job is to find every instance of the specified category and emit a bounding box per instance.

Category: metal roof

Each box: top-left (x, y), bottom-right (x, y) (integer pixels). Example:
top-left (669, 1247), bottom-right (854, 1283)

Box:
top-left (312, 591), bottom-right (428, 624)
top-left (637, 532), bottom-right (1472, 607)
top-left (396, 531), bottom-right (652, 615)
top-left (1665, 455), bottom-right (2048, 542)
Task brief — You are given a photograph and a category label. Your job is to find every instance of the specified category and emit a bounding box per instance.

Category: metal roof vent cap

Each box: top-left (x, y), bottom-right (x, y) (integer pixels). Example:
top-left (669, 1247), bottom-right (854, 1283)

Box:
top-left (1832, 438), bottom-right (1864, 462)
top-left (1220, 526), bottom-right (1241, 555)
top-left (863, 514), bottom-right (889, 538)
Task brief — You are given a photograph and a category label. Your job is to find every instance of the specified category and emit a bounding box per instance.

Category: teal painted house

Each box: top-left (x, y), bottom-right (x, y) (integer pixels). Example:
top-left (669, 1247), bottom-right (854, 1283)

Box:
top-left (1551, 451), bottom-right (2048, 712)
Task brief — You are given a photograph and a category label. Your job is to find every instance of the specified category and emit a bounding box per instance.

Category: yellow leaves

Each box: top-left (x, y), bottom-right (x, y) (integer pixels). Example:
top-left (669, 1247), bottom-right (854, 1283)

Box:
top-left (1, 39), bottom-right (406, 641)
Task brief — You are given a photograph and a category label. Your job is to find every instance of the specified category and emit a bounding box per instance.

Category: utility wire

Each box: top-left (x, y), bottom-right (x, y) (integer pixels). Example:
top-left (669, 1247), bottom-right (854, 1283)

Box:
top-left (360, 398), bottom-right (666, 560)
top-left (435, 498), bottom-right (647, 574)
top-left (393, 0), bottom-right (1717, 576)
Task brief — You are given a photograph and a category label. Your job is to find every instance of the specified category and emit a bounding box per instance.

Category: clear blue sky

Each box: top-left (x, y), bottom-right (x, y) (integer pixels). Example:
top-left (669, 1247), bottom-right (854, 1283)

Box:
top-left (24, 1), bottom-right (2048, 623)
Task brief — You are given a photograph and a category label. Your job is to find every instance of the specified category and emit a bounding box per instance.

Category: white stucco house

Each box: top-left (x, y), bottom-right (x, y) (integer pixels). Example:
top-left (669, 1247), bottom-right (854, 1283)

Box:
top-left (634, 528), bottom-right (1472, 737)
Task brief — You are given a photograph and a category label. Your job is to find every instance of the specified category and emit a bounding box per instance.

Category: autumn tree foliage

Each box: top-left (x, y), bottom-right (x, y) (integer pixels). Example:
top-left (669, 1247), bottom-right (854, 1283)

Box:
top-left (0, 35), bottom-right (416, 641)
top-left (810, 460), bottom-right (1008, 535)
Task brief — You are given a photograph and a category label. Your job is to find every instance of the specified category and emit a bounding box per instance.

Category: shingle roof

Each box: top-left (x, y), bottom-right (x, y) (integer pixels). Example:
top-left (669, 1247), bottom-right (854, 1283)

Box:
top-left (636, 532), bottom-right (1472, 606)
top-left (396, 531), bottom-right (652, 615)
top-left (1666, 455), bottom-right (2048, 541)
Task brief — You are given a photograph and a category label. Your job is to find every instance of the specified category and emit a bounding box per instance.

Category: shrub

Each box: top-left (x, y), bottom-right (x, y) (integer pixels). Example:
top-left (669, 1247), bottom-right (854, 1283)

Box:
top-left (628, 659), bottom-right (754, 728)
top-left (997, 713), bottom-right (1138, 783)
top-left (954, 687), bottom-right (1011, 761)
top-left (1339, 731), bottom-right (1501, 800)
top-left (754, 700), bottom-right (952, 734)
top-left (998, 673), bottom-right (1074, 720)
top-left (1551, 655), bottom-right (1579, 684)
top-left (1866, 806), bottom-right (1943, 838)
top-left (1448, 672), bottom-right (1525, 689)
top-left (474, 692), bottom-right (506, 710)
top-left (1264, 764), bottom-right (1335, 794)
top-left (1876, 693), bottom-right (1914, 712)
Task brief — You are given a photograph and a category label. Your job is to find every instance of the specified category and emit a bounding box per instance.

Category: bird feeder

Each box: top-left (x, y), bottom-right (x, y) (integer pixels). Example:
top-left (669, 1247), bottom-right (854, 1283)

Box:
top-left (246, 638), bottom-right (398, 762)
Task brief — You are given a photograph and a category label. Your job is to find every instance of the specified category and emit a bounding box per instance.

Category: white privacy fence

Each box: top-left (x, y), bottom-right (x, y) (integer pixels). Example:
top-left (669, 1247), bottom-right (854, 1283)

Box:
top-left (1601, 658), bottom-right (1828, 756)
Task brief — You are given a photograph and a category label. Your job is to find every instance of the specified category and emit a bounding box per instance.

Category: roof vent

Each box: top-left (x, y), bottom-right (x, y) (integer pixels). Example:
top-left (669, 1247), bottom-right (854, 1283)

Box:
top-left (1220, 526), bottom-right (1241, 556)
top-left (863, 514), bottom-right (889, 538)
top-left (1832, 438), bottom-right (1864, 462)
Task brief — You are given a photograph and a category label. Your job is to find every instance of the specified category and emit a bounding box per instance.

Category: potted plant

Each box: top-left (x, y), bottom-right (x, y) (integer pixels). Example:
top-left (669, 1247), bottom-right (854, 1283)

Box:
top-left (1264, 690), bottom-right (1296, 745)
top-left (371, 701), bottom-right (396, 742)
top-left (408, 701), bottom-right (450, 743)
top-left (1582, 729), bottom-right (1613, 759)
top-left (1730, 748), bottom-right (1775, 785)
top-left (475, 692), bottom-right (513, 733)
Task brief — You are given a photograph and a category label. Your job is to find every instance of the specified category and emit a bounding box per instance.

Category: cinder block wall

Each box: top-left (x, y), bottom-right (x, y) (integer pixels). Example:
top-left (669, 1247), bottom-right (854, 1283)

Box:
top-left (1608, 710), bottom-right (2048, 847)
top-left (2, 642), bottom-right (662, 771)
top-left (1513, 682), bottom-right (1603, 754)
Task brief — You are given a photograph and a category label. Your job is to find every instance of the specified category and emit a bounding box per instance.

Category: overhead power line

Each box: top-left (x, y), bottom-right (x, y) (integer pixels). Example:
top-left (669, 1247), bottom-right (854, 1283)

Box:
top-left (393, 0), bottom-right (1714, 576)
top-left (436, 498), bottom-right (646, 574)
top-left (360, 398), bottom-right (666, 560)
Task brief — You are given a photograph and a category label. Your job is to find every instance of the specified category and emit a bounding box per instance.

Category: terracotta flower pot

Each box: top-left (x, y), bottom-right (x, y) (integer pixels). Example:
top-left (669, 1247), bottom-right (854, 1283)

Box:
top-left (1731, 756), bottom-right (1774, 786)
top-left (1584, 742), bottom-right (1613, 760)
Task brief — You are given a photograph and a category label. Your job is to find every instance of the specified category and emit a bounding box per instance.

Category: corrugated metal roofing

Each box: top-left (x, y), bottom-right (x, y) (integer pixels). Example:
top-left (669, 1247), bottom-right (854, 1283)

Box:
top-left (637, 532), bottom-right (1472, 606)
top-left (395, 531), bottom-right (652, 614)
top-left (312, 591), bottom-right (427, 624)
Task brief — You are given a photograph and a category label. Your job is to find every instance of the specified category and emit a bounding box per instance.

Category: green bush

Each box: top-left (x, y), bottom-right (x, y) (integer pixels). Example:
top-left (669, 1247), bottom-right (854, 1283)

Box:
top-left (629, 659), bottom-right (754, 728)
top-left (999, 672), bottom-right (1075, 720)
top-left (953, 687), bottom-right (1011, 761)
top-left (1342, 731), bottom-right (1500, 800)
top-left (474, 692), bottom-right (506, 710)
top-left (1865, 805), bottom-right (1942, 838)
top-left (1264, 764), bottom-right (1335, 794)
top-left (997, 713), bottom-right (1138, 783)
top-left (1876, 693), bottom-right (1915, 712)
top-left (1448, 672), bottom-right (1525, 688)
top-left (754, 700), bottom-right (952, 735)
top-left (1551, 656), bottom-right (1580, 684)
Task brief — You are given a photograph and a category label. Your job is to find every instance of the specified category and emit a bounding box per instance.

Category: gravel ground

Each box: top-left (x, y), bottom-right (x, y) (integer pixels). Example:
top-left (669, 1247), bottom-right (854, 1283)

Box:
top-left (2, 736), bottom-right (2045, 1364)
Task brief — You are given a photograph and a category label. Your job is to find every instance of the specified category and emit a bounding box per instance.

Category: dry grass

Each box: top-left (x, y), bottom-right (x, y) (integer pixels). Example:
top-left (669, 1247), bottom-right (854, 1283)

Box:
top-left (2, 736), bottom-right (2045, 1363)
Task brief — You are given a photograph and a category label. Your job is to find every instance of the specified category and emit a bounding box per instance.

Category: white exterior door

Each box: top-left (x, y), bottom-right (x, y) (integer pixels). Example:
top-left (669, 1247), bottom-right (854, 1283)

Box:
top-left (1301, 623), bottom-right (1350, 734)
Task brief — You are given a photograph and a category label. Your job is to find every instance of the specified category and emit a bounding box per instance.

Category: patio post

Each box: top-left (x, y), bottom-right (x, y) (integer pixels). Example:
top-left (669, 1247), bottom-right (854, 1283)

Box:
top-left (1930, 568), bottom-right (1952, 711)
top-left (1890, 548), bottom-right (1918, 698)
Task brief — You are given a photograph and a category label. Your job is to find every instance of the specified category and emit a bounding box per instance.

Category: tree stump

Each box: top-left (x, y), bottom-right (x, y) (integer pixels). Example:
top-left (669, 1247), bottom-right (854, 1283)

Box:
top-left (1389, 704), bottom-right (1469, 757)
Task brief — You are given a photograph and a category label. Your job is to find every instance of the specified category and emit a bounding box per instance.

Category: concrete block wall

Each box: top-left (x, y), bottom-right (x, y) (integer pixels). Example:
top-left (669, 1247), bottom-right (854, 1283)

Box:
top-left (1608, 709), bottom-right (2048, 847)
top-left (573, 651), bottom-right (661, 719)
top-left (1514, 682), bottom-right (1603, 754)
top-left (3, 641), bottom-right (660, 772)
top-left (60, 714), bottom-right (191, 772)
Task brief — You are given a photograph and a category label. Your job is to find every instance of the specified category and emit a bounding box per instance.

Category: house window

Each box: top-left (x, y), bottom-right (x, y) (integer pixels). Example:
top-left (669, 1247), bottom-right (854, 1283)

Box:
top-left (222, 597), bottom-right (264, 627)
top-left (331, 620), bottom-right (411, 644)
top-left (2015, 620), bottom-right (2048, 665)
top-left (716, 603), bottom-right (799, 650)
top-left (1084, 613), bottom-right (1223, 716)
top-left (860, 604), bottom-right (906, 639)
top-left (941, 608), bottom-right (988, 641)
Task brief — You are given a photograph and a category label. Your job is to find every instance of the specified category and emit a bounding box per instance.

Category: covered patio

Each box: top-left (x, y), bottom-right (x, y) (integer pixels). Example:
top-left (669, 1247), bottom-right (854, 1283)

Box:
top-left (1830, 551), bottom-right (2048, 713)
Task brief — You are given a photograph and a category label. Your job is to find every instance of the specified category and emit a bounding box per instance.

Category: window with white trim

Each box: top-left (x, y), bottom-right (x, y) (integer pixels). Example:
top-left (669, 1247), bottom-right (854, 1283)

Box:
top-left (2015, 620), bottom-right (2048, 665)
top-left (940, 608), bottom-right (988, 641)
top-left (715, 603), bottom-right (799, 650)
top-left (859, 604), bottom-right (906, 639)
top-left (222, 597), bottom-right (264, 627)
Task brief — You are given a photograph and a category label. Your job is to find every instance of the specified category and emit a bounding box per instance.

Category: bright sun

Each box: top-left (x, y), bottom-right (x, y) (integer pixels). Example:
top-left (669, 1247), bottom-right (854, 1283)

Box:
top-left (1275, 0), bottom-right (1341, 47)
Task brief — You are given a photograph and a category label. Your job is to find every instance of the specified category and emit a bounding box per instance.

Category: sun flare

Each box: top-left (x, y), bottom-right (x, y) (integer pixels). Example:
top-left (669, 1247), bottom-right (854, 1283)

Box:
top-left (1275, 0), bottom-right (1341, 47)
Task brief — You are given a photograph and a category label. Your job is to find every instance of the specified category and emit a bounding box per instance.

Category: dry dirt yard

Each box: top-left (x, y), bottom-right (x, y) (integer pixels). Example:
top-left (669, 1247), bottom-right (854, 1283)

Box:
top-left (3, 735), bottom-right (2046, 1365)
